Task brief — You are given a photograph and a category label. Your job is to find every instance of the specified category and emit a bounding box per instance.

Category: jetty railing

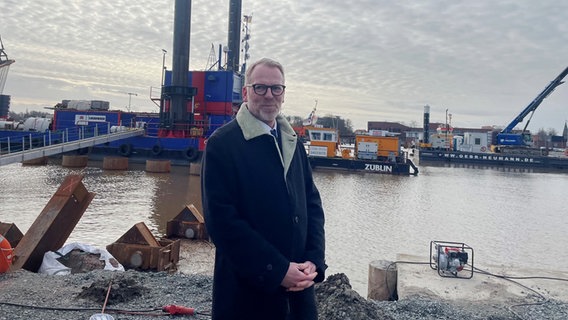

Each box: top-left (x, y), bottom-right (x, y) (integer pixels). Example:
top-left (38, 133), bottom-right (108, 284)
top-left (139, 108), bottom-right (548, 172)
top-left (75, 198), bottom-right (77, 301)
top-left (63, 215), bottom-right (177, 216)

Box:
top-left (0, 123), bottom-right (144, 166)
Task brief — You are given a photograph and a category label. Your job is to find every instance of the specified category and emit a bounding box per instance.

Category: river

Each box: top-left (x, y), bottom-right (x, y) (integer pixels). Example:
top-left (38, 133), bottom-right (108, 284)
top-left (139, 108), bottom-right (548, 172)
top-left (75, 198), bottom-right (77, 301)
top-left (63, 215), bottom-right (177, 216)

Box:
top-left (1, 158), bottom-right (567, 296)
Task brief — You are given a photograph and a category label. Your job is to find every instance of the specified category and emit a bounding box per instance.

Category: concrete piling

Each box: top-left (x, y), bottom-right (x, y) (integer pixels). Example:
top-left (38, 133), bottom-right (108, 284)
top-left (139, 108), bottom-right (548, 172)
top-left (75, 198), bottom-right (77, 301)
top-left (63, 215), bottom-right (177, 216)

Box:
top-left (61, 155), bottom-right (88, 167)
top-left (368, 259), bottom-right (397, 301)
top-left (189, 162), bottom-right (201, 176)
top-left (146, 160), bottom-right (171, 173)
top-left (22, 157), bottom-right (48, 166)
top-left (103, 156), bottom-right (129, 170)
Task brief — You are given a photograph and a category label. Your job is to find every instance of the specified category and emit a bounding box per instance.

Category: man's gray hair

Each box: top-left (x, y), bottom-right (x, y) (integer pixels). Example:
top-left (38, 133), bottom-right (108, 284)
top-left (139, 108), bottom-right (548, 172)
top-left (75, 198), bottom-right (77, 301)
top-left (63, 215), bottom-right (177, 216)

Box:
top-left (245, 58), bottom-right (285, 84)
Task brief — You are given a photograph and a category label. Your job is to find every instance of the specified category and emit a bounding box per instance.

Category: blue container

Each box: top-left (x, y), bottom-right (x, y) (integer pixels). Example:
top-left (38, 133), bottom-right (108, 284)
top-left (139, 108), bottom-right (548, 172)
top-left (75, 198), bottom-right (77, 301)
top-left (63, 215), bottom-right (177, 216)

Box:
top-left (164, 70), bottom-right (242, 103)
top-left (134, 114), bottom-right (161, 137)
top-left (231, 73), bottom-right (243, 102)
top-left (54, 110), bottom-right (122, 132)
top-left (204, 71), bottom-right (230, 102)
top-left (164, 70), bottom-right (193, 86)
top-left (209, 114), bottom-right (232, 126)
top-left (206, 114), bottom-right (233, 136)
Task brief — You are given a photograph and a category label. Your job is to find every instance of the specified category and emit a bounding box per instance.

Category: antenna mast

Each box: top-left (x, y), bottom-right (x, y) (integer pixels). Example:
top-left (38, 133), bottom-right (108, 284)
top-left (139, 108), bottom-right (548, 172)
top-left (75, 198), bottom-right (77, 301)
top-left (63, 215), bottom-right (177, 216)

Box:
top-left (241, 14), bottom-right (252, 74)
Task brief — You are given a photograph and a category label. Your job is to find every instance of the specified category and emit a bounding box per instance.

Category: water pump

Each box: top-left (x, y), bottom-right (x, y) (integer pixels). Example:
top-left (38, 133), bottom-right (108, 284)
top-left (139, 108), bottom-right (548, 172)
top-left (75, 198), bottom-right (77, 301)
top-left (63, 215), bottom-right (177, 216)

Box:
top-left (430, 241), bottom-right (473, 279)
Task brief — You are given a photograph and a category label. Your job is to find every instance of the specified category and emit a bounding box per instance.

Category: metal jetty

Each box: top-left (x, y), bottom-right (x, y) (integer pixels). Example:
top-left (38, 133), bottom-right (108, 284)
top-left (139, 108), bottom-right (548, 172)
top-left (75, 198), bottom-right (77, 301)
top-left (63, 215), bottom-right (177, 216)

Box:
top-left (0, 126), bottom-right (144, 166)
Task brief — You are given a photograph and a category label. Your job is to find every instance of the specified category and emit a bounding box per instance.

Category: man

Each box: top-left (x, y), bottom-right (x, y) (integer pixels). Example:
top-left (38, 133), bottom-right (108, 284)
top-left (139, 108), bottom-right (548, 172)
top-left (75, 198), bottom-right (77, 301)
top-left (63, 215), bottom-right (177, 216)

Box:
top-left (201, 58), bottom-right (326, 320)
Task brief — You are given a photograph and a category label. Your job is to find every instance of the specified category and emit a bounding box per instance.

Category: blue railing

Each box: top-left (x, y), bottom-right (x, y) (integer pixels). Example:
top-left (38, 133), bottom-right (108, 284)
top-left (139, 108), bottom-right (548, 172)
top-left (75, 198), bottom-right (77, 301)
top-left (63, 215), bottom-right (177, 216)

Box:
top-left (0, 123), bottom-right (113, 155)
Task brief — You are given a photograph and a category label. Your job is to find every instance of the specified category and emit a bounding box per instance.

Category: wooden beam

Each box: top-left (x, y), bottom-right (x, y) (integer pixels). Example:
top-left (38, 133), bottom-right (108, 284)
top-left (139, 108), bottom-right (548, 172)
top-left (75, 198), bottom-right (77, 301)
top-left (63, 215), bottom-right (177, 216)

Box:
top-left (12, 174), bottom-right (95, 272)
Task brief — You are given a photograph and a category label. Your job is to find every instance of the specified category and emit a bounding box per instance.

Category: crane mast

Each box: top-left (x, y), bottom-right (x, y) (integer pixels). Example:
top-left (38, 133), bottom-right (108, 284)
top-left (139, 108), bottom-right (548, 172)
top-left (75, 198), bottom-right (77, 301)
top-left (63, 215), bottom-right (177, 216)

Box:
top-left (496, 66), bottom-right (568, 153)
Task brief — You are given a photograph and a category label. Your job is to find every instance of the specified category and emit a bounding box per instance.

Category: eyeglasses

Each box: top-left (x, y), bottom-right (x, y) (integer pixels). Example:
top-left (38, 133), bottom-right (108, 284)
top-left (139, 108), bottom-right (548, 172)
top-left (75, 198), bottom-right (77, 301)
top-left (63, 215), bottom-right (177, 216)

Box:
top-left (247, 84), bottom-right (286, 96)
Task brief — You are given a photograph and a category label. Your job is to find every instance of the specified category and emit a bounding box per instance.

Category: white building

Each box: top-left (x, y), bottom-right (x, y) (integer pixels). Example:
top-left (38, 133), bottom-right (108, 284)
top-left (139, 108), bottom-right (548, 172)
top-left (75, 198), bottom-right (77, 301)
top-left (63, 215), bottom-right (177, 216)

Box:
top-left (456, 132), bottom-right (491, 153)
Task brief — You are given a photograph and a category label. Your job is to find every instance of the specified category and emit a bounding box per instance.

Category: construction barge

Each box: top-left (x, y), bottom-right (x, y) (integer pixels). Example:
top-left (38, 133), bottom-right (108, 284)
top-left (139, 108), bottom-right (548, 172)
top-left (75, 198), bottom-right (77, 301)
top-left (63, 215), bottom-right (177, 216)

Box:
top-left (0, 0), bottom-right (249, 166)
top-left (419, 66), bottom-right (568, 172)
top-left (418, 149), bottom-right (568, 170)
top-left (306, 126), bottom-right (418, 176)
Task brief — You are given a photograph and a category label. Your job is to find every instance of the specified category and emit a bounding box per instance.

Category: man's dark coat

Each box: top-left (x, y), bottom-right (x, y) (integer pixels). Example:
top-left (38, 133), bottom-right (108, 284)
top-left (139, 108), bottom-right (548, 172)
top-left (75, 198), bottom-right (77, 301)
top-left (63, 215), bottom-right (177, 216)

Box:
top-left (202, 104), bottom-right (326, 319)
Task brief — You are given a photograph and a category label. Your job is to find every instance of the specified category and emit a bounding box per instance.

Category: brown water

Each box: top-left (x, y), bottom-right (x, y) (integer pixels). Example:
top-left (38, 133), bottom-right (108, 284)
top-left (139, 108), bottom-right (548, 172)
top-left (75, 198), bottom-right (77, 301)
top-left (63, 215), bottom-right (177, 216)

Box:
top-left (1, 159), bottom-right (567, 295)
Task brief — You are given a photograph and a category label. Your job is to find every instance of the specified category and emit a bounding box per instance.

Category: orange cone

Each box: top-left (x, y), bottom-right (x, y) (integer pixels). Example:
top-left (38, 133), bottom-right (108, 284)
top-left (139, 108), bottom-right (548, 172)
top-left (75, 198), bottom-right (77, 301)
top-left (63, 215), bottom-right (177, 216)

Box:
top-left (0, 235), bottom-right (13, 273)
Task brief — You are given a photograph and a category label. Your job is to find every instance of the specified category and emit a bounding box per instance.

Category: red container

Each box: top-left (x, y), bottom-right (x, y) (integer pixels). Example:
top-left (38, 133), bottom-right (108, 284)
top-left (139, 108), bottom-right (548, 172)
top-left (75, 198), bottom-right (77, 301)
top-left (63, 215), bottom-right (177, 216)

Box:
top-left (191, 71), bottom-right (205, 102)
top-left (203, 101), bottom-right (232, 115)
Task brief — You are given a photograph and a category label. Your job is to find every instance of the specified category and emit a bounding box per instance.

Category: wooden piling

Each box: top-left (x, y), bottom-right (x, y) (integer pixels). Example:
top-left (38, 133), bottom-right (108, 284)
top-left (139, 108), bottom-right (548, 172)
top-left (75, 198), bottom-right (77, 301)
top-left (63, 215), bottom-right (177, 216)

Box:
top-left (368, 259), bottom-right (397, 301)
top-left (103, 156), bottom-right (129, 170)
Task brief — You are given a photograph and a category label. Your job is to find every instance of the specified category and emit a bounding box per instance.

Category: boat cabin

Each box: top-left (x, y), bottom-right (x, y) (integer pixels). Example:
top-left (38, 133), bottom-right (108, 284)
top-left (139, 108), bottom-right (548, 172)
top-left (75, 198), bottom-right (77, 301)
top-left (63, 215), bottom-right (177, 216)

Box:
top-left (307, 128), bottom-right (339, 158)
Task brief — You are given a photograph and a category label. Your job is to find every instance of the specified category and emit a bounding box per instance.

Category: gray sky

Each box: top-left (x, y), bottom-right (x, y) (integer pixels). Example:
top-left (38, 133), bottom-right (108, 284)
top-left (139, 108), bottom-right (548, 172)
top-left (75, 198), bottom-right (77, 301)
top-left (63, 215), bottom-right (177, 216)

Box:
top-left (2, 0), bottom-right (568, 132)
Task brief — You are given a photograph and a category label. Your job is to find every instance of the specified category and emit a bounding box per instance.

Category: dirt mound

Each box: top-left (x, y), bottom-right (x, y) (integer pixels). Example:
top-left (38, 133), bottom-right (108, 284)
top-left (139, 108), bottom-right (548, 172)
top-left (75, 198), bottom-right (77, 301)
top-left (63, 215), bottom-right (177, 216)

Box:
top-left (316, 273), bottom-right (394, 320)
top-left (77, 273), bottom-right (149, 304)
top-left (57, 249), bottom-right (106, 273)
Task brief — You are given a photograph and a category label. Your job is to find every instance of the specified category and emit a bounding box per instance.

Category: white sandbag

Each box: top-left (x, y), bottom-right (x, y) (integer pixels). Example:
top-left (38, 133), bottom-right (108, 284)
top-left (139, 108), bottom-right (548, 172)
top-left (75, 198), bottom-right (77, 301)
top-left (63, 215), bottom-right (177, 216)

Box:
top-left (38, 242), bottom-right (124, 275)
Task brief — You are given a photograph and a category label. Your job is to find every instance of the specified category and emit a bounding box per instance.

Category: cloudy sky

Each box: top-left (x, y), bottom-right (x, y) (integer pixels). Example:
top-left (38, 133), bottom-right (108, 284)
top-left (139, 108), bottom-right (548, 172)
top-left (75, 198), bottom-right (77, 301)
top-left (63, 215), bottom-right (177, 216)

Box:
top-left (2, 0), bottom-right (568, 132)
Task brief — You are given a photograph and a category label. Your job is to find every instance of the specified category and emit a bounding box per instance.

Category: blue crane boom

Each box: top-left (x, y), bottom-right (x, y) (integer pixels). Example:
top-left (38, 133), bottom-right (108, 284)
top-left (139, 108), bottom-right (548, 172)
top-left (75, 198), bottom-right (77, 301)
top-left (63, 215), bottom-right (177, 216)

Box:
top-left (497, 66), bottom-right (568, 147)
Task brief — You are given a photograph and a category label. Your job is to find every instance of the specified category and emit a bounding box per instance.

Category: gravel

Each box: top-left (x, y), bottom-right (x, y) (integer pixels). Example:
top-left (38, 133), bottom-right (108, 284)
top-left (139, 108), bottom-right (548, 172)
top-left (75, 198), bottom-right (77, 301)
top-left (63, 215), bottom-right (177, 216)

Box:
top-left (1, 241), bottom-right (566, 319)
top-left (1, 270), bottom-right (568, 320)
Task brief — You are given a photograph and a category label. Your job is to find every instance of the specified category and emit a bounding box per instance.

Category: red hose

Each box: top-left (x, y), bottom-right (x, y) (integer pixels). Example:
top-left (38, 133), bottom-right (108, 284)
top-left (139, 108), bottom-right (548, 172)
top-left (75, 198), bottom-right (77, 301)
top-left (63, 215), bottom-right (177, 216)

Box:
top-left (162, 304), bottom-right (196, 315)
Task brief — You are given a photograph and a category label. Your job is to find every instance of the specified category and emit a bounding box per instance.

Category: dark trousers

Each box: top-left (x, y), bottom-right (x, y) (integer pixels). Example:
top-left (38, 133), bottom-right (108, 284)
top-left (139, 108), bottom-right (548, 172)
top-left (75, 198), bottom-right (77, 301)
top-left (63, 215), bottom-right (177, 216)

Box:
top-left (286, 286), bottom-right (318, 320)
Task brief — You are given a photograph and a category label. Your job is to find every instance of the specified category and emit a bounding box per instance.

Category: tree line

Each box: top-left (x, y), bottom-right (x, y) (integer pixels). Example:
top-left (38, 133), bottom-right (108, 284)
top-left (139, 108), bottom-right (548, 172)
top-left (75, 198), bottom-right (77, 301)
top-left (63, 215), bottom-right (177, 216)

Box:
top-left (7, 110), bottom-right (52, 122)
top-left (285, 114), bottom-right (354, 136)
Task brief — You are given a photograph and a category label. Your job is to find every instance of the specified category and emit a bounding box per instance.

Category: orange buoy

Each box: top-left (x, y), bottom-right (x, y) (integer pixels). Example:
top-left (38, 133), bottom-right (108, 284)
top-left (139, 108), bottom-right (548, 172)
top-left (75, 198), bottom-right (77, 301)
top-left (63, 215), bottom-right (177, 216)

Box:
top-left (0, 235), bottom-right (13, 273)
